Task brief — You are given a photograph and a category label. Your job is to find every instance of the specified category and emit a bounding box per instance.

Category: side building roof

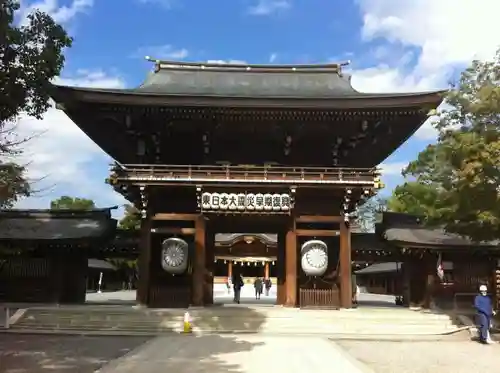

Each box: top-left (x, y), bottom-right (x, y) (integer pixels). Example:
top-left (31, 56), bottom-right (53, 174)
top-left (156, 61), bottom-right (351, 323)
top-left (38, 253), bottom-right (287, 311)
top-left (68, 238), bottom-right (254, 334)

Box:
top-left (0, 208), bottom-right (118, 243)
top-left (379, 212), bottom-right (500, 249)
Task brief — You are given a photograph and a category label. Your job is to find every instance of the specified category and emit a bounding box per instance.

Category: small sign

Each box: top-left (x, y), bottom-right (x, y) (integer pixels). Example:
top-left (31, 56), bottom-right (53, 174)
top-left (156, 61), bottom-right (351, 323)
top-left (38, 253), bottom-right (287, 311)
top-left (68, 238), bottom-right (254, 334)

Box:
top-left (200, 192), bottom-right (291, 212)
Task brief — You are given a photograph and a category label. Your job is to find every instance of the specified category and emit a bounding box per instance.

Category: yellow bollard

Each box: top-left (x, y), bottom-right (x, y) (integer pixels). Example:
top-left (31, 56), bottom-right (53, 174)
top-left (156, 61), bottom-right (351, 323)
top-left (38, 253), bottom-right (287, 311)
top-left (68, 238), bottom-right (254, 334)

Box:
top-left (183, 311), bottom-right (192, 334)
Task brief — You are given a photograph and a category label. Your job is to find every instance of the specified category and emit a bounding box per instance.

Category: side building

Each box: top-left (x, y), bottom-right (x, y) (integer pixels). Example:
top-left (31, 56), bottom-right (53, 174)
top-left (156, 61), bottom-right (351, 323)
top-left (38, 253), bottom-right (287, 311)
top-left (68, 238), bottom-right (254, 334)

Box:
top-left (0, 208), bottom-right (116, 303)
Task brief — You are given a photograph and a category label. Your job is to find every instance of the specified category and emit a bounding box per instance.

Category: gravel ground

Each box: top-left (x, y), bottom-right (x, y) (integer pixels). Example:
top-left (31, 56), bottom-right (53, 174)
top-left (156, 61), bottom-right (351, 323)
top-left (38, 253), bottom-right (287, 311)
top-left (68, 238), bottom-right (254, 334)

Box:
top-left (339, 335), bottom-right (500, 373)
top-left (0, 334), bottom-right (152, 373)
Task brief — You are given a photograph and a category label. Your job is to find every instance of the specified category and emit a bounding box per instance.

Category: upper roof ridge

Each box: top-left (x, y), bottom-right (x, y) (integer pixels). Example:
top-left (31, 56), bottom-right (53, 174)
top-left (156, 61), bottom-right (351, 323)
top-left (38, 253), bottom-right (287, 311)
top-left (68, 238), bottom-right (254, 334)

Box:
top-left (144, 56), bottom-right (350, 75)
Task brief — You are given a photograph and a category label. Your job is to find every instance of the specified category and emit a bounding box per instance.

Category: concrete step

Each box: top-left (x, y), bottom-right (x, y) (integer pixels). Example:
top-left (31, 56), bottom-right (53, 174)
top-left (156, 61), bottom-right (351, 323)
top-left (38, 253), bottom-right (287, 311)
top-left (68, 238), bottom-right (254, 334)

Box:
top-left (15, 317), bottom-right (456, 328)
top-left (25, 308), bottom-right (454, 321)
top-left (18, 317), bottom-right (456, 329)
top-left (11, 307), bottom-right (460, 336)
top-left (10, 323), bottom-right (460, 336)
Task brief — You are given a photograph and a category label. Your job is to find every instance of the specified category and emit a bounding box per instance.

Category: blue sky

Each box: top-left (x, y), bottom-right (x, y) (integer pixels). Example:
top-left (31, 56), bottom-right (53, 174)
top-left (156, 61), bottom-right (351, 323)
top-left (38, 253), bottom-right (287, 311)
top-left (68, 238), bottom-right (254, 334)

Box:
top-left (14, 0), bottom-right (500, 216)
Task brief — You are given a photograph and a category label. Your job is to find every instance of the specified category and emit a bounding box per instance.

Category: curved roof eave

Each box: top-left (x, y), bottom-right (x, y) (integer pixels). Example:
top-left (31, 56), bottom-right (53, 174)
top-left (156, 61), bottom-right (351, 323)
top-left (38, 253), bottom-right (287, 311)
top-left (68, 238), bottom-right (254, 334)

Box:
top-left (51, 84), bottom-right (445, 110)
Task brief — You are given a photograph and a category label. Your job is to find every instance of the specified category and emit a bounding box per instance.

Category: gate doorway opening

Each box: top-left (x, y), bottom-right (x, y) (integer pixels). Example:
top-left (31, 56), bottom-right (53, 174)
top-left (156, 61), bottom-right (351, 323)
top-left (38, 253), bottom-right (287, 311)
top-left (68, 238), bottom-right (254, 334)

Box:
top-left (212, 232), bottom-right (279, 306)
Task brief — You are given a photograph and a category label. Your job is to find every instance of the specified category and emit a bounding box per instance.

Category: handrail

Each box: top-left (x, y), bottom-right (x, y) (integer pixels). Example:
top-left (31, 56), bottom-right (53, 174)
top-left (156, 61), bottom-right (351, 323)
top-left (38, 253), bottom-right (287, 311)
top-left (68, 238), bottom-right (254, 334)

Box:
top-left (112, 164), bottom-right (379, 185)
top-left (121, 164), bottom-right (380, 173)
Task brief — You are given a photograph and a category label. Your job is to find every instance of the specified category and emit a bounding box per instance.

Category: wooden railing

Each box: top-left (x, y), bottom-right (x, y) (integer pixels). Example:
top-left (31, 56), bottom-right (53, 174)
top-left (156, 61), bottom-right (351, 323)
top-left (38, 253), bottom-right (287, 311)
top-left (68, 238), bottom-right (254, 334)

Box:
top-left (299, 288), bottom-right (340, 309)
top-left (115, 164), bottom-right (379, 185)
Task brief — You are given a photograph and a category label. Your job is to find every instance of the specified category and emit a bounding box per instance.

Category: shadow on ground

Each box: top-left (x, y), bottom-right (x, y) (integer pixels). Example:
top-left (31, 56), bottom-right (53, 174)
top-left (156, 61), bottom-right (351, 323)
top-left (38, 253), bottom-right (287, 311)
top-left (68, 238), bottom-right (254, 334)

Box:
top-left (96, 334), bottom-right (265, 373)
top-left (0, 334), bottom-right (151, 373)
top-left (2, 306), bottom-right (267, 372)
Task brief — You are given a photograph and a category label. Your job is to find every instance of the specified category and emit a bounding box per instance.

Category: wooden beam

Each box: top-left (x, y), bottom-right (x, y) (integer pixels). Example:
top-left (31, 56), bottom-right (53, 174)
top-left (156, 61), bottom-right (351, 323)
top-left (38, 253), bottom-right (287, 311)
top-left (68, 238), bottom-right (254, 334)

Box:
top-left (136, 217), bottom-right (152, 305)
top-left (339, 221), bottom-right (352, 308)
top-left (295, 229), bottom-right (340, 237)
top-left (296, 215), bottom-right (342, 223)
top-left (150, 227), bottom-right (196, 235)
top-left (276, 232), bottom-right (286, 306)
top-left (151, 213), bottom-right (198, 221)
top-left (192, 215), bottom-right (206, 307)
top-left (285, 218), bottom-right (297, 307)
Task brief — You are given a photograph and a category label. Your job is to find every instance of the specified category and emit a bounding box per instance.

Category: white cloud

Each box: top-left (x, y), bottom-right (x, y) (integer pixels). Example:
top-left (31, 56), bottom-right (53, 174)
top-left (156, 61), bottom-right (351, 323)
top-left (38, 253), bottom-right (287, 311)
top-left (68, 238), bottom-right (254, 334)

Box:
top-left (11, 70), bottom-right (129, 213)
top-left (134, 45), bottom-right (189, 60)
top-left (350, 0), bottom-right (500, 142)
top-left (357, 0), bottom-right (499, 73)
top-left (248, 0), bottom-right (290, 15)
top-left (18, 0), bottom-right (94, 24)
top-left (378, 161), bottom-right (407, 177)
top-left (269, 53), bottom-right (278, 63)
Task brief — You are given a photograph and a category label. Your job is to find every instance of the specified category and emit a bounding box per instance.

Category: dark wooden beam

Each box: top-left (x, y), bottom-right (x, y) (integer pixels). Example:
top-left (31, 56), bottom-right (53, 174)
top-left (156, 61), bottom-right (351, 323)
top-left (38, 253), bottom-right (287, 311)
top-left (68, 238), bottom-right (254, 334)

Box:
top-left (285, 217), bottom-right (297, 307)
top-left (295, 229), bottom-right (340, 237)
top-left (192, 215), bottom-right (206, 306)
top-left (136, 217), bottom-right (152, 305)
top-left (151, 213), bottom-right (198, 221)
top-left (296, 215), bottom-right (342, 223)
top-left (151, 227), bottom-right (196, 235)
top-left (339, 222), bottom-right (352, 308)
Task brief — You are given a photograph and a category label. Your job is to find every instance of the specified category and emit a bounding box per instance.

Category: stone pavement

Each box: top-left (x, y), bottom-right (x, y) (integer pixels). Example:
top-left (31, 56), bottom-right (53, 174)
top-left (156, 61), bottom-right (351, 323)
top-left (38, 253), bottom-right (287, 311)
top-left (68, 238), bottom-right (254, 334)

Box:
top-left (96, 334), bottom-right (373, 373)
top-left (339, 338), bottom-right (500, 373)
top-left (0, 334), bottom-right (151, 373)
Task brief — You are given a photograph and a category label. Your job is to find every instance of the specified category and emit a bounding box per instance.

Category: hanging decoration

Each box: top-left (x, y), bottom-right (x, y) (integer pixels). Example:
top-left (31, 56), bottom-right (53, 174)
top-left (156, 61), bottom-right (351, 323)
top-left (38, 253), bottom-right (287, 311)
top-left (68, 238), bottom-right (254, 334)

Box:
top-left (161, 237), bottom-right (189, 274)
top-left (139, 185), bottom-right (148, 218)
top-left (301, 240), bottom-right (328, 276)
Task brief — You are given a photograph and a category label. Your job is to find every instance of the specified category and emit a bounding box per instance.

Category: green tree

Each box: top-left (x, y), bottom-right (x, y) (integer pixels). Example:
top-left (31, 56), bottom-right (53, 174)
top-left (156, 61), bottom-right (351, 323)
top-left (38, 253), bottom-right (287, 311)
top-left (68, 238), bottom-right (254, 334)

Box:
top-left (0, 1), bottom-right (72, 208)
top-left (402, 48), bottom-right (500, 241)
top-left (386, 181), bottom-right (442, 219)
top-left (50, 196), bottom-right (95, 210)
top-left (118, 204), bottom-right (141, 230)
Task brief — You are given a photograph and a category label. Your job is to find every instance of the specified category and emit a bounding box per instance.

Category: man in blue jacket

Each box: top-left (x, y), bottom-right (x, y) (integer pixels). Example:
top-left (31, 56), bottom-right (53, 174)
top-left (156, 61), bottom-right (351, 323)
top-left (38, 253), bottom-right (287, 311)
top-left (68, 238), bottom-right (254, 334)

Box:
top-left (474, 284), bottom-right (496, 344)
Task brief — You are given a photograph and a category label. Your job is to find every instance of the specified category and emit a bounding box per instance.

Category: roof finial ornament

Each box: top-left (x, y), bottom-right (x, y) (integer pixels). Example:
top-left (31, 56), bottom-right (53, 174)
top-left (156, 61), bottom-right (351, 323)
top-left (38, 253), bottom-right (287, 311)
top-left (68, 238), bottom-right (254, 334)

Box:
top-left (145, 56), bottom-right (161, 72)
top-left (337, 60), bottom-right (350, 77)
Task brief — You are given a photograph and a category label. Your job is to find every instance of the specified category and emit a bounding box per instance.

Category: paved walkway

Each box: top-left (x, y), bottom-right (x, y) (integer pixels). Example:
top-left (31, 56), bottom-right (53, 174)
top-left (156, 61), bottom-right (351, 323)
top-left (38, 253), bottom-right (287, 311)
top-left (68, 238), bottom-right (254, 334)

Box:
top-left (85, 287), bottom-right (396, 308)
top-left (96, 334), bottom-right (373, 373)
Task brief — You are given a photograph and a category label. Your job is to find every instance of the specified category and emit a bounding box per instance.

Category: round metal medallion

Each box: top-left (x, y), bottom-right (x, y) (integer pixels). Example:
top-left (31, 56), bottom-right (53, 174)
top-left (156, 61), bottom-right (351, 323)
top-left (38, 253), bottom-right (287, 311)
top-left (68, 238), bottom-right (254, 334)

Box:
top-left (162, 238), bottom-right (187, 268)
top-left (305, 245), bottom-right (328, 268)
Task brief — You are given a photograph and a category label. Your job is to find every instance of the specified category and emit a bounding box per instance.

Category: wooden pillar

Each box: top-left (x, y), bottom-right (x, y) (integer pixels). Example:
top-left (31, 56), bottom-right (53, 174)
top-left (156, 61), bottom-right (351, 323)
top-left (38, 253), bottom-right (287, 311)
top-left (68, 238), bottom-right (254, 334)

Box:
top-left (203, 229), bottom-right (214, 305)
top-left (50, 251), bottom-right (64, 303)
top-left (192, 215), bottom-right (206, 306)
top-left (339, 220), bottom-right (352, 308)
top-left (264, 262), bottom-right (270, 278)
top-left (494, 258), bottom-right (500, 310)
top-left (423, 257), bottom-right (435, 309)
top-left (228, 261), bottom-right (233, 278)
top-left (277, 232), bottom-right (286, 305)
top-left (136, 217), bottom-right (152, 305)
top-left (401, 260), bottom-right (411, 306)
top-left (285, 218), bottom-right (297, 307)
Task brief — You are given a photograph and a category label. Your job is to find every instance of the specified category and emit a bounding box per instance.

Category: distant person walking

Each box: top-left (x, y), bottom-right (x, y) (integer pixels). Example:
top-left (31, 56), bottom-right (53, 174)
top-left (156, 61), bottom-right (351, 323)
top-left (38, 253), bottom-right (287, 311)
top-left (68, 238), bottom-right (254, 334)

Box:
top-left (474, 284), bottom-right (496, 344)
top-left (264, 278), bottom-right (272, 296)
top-left (254, 277), bottom-right (263, 300)
top-left (232, 273), bottom-right (244, 304)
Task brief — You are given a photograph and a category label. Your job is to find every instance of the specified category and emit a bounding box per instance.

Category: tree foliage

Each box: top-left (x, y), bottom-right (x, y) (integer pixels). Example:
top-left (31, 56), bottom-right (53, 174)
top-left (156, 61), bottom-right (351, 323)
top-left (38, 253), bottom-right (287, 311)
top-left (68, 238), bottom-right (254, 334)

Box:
top-left (386, 182), bottom-right (442, 219)
top-left (401, 48), bottom-right (500, 241)
top-left (50, 196), bottom-right (95, 210)
top-left (118, 204), bottom-right (141, 230)
top-left (0, 163), bottom-right (30, 208)
top-left (0, 1), bottom-right (72, 208)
